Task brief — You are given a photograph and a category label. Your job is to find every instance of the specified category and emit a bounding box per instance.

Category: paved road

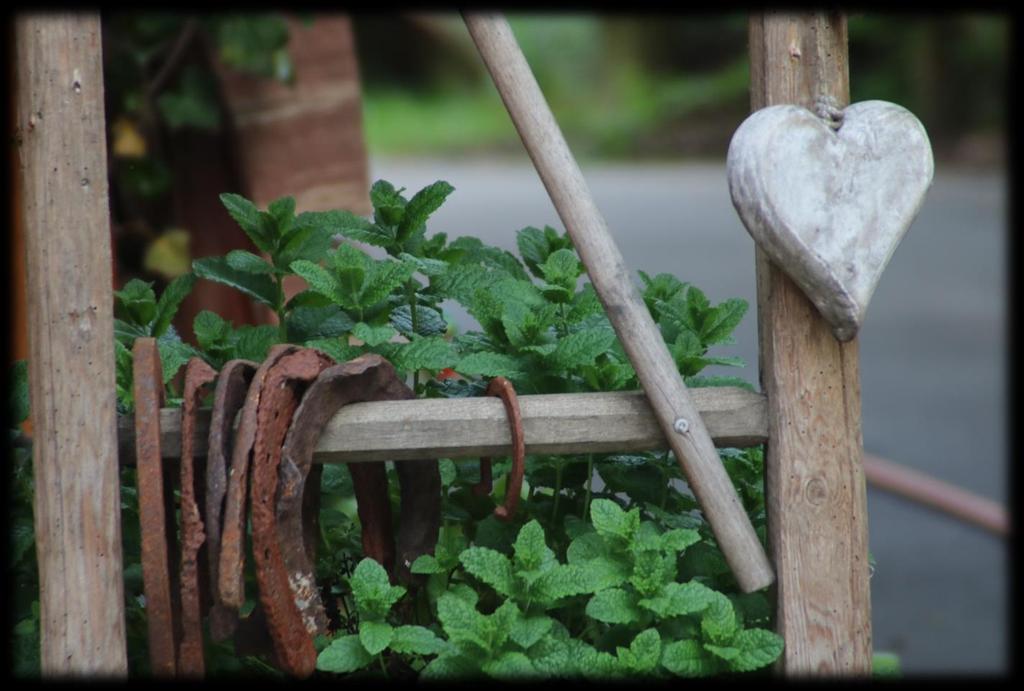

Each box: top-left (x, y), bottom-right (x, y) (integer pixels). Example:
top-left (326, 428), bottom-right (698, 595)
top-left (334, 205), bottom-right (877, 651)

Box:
top-left (371, 157), bottom-right (1007, 675)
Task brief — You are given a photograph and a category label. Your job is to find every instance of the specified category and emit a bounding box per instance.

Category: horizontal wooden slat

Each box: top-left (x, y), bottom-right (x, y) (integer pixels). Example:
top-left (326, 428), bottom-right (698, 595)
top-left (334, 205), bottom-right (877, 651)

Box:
top-left (117, 387), bottom-right (768, 464)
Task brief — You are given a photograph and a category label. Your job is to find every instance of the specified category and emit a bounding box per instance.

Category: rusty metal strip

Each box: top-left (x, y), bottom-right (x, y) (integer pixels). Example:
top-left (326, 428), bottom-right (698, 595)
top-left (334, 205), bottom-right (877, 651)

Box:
top-left (484, 376), bottom-right (526, 522)
top-left (218, 344), bottom-right (298, 610)
top-left (132, 337), bottom-right (178, 677)
top-left (204, 359), bottom-right (257, 642)
top-left (178, 358), bottom-right (218, 677)
top-left (250, 347), bottom-right (335, 678)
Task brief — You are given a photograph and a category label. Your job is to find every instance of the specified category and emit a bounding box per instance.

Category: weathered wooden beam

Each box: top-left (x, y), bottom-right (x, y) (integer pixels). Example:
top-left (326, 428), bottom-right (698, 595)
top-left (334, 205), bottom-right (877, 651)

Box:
top-left (15, 13), bottom-right (127, 676)
top-left (463, 12), bottom-right (774, 594)
top-left (749, 12), bottom-right (872, 676)
top-left (117, 388), bottom-right (768, 464)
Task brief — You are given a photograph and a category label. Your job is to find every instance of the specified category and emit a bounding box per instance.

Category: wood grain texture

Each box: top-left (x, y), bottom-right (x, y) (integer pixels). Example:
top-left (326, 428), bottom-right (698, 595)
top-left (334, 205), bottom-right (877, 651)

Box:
top-left (749, 12), bottom-right (871, 675)
top-left (463, 13), bottom-right (774, 594)
top-left (14, 14), bottom-right (127, 675)
top-left (117, 388), bottom-right (768, 463)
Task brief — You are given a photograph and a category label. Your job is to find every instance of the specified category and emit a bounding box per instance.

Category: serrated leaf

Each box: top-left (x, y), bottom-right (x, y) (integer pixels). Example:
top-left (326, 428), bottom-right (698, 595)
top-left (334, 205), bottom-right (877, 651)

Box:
top-left (619, 628), bottom-right (661, 674)
top-left (724, 628), bottom-right (784, 672)
top-left (638, 580), bottom-right (716, 618)
top-left (193, 310), bottom-right (229, 351)
top-left (512, 520), bottom-right (549, 571)
top-left (157, 339), bottom-right (198, 384)
top-left (539, 248), bottom-right (582, 286)
top-left (509, 615), bottom-right (553, 650)
top-left (219, 193), bottom-right (274, 253)
top-left (550, 328), bottom-right (616, 371)
top-left (410, 554), bottom-right (443, 575)
top-left (661, 528), bottom-right (701, 553)
top-left (193, 256), bottom-right (280, 307)
top-left (332, 211), bottom-right (396, 248)
top-left (585, 588), bottom-right (640, 624)
top-left (304, 338), bottom-right (360, 364)
top-left (289, 260), bottom-right (342, 305)
top-left (701, 592), bottom-right (739, 645)
top-left (458, 547), bottom-right (513, 596)
top-left (393, 337), bottom-right (456, 374)
top-left (361, 260), bottom-right (415, 309)
top-left (589, 499), bottom-right (639, 541)
top-left (352, 322), bottom-right (397, 347)
top-left (701, 298), bottom-right (748, 345)
top-left (225, 249), bottom-right (275, 276)
top-left (152, 273), bottom-right (196, 338)
top-left (661, 639), bottom-right (717, 677)
top-left (534, 564), bottom-right (596, 602)
top-left (389, 625), bottom-right (447, 656)
top-left (233, 325), bottom-right (278, 362)
top-left (350, 558), bottom-right (405, 617)
top-left (420, 651), bottom-right (478, 680)
top-left (454, 352), bottom-right (523, 379)
top-left (370, 180), bottom-right (407, 227)
top-left (286, 304), bottom-right (355, 342)
top-left (436, 592), bottom-right (490, 655)
top-left (114, 279), bottom-right (157, 326)
top-left (482, 651), bottom-right (537, 679)
top-left (359, 619), bottom-right (393, 655)
top-left (316, 634), bottom-right (373, 674)
top-left (399, 180), bottom-right (454, 241)
top-left (389, 303), bottom-right (447, 337)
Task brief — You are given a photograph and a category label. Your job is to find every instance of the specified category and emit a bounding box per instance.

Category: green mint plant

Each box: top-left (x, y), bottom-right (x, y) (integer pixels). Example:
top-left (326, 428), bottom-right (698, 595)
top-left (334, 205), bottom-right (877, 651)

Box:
top-left (316, 558), bottom-right (446, 677)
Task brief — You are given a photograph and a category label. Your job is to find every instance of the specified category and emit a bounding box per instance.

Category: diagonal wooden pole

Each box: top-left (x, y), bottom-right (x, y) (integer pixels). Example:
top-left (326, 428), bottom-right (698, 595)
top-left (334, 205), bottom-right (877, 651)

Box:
top-left (749, 12), bottom-right (871, 675)
top-left (15, 13), bottom-right (127, 676)
top-left (463, 13), bottom-right (774, 593)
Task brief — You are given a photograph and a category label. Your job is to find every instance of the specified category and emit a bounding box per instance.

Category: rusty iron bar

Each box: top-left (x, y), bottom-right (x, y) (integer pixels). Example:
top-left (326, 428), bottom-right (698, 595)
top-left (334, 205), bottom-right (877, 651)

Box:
top-left (204, 359), bottom-right (257, 641)
top-left (250, 348), bottom-right (335, 678)
top-left (481, 377), bottom-right (526, 522)
top-left (178, 358), bottom-right (217, 677)
top-left (132, 338), bottom-right (178, 677)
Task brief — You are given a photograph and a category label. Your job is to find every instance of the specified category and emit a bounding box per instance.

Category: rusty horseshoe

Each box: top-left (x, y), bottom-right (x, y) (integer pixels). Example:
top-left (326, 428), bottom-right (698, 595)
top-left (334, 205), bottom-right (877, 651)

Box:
top-left (476, 376), bottom-right (526, 522)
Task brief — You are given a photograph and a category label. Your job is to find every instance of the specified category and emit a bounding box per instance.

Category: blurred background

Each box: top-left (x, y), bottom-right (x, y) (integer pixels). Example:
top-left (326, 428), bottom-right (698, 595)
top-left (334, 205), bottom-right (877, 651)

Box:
top-left (10, 11), bottom-right (1009, 675)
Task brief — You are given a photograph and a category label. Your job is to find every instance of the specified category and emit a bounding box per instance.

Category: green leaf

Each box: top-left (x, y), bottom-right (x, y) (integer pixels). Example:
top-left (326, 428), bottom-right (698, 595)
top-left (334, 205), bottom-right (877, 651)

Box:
top-left (350, 558), bottom-right (406, 618)
top-left (370, 180), bottom-right (407, 228)
top-left (638, 581), bottom-right (716, 618)
top-left (661, 639), bottom-right (717, 677)
top-left (267, 196), bottom-right (296, 233)
top-left (512, 520), bottom-right (550, 571)
top-left (152, 273), bottom-right (196, 338)
top-left (399, 180), bottom-right (454, 241)
top-left (157, 65), bottom-right (220, 131)
top-left (219, 193), bottom-right (274, 253)
top-left (157, 338), bottom-right (198, 385)
top-left (872, 651), bottom-right (902, 678)
top-left (700, 592), bottom-right (739, 645)
top-left (410, 554), bottom-right (443, 575)
top-left (509, 615), bottom-right (553, 649)
top-left (289, 259), bottom-right (342, 305)
top-left (193, 256), bottom-right (280, 307)
top-left (233, 325), bottom-right (279, 362)
top-left (225, 249), bottom-right (275, 275)
top-left (700, 298), bottom-right (748, 345)
top-left (585, 588), bottom-right (640, 624)
top-left (685, 375), bottom-right (755, 391)
top-left (482, 651), bottom-right (537, 679)
top-left (549, 328), bottom-right (616, 371)
top-left (539, 248), bottom-right (582, 286)
top-left (114, 279), bottom-right (157, 326)
top-left (114, 318), bottom-right (151, 345)
top-left (436, 592), bottom-right (491, 655)
top-left (392, 337), bottom-right (456, 374)
top-left (534, 564), bottom-right (597, 602)
top-left (305, 338), bottom-right (360, 364)
top-left (630, 550), bottom-right (676, 597)
top-left (726, 628), bottom-right (784, 672)
top-left (193, 310), bottom-right (230, 351)
top-left (326, 208), bottom-right (396, 248)
top-left (516, 225), bottom-right (572, 278)
top-left (286, 304), bottom-right (355, 342)
top-left (352, 322), bottom-right (397, 347)
top-left (589, 499), bottom-right (640, 542)
top-left (420, 651), bottom-right (479, 680)
top-left (454, 352), bottom-right (523, 380)
top-left (359, 620), bottom-right (393, 656)
top-left (618, 628), bottom-right (661, 674)
top-left (389, 304), bottom-right (447, 337)
top-left (458, 547), bottom-right (514, 597)
top-left (316, 634), bottom-right (373, 674)
top-left (661, 528), bottom-right (701, 554)
top-left (389, 625), bottom-right (447, 656)
top-left (10, 361), bottom-right (30, 424)
top-left (361, 260), bottom-right (415, 308)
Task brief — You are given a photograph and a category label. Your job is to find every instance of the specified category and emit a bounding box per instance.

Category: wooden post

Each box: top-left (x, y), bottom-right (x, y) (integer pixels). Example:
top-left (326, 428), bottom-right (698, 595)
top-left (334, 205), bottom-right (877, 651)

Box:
top-left (15, 13), bottom-right (127, 676)
top-left (748, 13), bottom-right (871, 674)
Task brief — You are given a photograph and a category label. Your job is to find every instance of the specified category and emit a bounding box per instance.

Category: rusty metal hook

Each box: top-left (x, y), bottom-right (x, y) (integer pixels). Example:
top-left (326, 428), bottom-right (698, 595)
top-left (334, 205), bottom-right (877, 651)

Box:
top-left (474, 377), bottom-right (525, 522)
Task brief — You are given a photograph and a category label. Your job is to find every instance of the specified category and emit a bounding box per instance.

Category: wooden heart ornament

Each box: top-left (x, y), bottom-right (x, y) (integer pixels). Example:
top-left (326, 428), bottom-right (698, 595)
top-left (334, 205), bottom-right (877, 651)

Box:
top-left (727, 100), bottom-right (933, 341)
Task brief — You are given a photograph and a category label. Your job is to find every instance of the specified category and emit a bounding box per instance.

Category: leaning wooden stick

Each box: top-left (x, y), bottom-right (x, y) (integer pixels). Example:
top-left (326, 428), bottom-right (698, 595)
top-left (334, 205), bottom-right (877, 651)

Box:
top-left (462, 13), bottom-right (774, 593)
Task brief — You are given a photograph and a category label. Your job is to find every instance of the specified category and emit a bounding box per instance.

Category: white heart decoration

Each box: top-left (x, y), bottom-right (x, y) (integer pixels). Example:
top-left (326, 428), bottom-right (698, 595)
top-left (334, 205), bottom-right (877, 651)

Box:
top-left (727, 100), bottom-right (934, 341)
